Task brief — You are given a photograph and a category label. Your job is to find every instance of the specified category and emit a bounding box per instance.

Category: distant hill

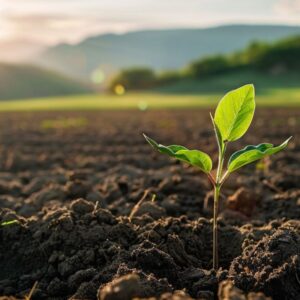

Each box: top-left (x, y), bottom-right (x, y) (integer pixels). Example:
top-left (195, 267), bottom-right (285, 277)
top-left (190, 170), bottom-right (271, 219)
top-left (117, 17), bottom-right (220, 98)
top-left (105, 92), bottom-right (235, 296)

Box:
top-left (34, 24), bottom-right (300, 83)
top-left (0, 63), bottom-right (92, 100)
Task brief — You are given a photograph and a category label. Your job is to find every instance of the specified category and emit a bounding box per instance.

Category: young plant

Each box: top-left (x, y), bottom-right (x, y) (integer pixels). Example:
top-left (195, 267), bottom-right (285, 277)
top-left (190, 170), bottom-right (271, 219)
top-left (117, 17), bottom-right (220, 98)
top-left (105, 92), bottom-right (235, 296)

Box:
top-left (143, 84), bottom-right (291, 270)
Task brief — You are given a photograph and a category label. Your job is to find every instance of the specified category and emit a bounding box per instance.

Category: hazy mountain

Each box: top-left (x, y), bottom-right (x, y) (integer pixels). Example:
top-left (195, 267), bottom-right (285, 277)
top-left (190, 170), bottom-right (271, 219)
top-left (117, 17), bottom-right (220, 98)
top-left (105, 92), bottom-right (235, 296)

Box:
top-left (0, 63), bottom-right (92, 100)
top-left (34, 24), bottom-right (300, 83)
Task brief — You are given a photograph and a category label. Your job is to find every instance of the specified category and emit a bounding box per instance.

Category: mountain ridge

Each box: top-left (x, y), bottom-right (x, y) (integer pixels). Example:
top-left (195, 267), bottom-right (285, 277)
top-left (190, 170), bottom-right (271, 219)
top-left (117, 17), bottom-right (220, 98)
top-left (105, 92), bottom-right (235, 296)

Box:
top-left (34, 24), bottom-right (300, 83)
top-left (52, 24), bottom-right (300, 46)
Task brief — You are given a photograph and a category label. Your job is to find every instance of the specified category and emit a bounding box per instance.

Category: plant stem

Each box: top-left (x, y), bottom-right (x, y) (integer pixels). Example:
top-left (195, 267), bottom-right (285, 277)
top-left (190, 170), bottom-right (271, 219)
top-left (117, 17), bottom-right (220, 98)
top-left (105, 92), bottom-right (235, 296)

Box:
top-left (216, 148), bottom-right (225, 182)
top-left (213, 185), bottom-right (220, 270)
top-left (220, 170), bottom-right (229, 185)
top-left (212, 144), bottom-right (226, 270)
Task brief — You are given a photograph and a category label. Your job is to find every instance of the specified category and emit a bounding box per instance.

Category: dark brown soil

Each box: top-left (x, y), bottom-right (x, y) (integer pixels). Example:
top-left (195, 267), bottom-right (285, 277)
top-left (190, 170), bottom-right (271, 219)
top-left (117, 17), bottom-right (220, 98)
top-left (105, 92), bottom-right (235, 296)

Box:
top-left (0, 109), bottom-right (299, 300)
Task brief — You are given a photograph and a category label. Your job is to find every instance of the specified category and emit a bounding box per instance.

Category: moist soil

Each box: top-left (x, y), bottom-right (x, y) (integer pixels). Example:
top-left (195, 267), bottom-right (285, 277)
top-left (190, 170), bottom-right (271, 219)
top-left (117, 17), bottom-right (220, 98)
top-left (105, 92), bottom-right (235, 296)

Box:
top-left (0, 109), bottom-right (299, 300)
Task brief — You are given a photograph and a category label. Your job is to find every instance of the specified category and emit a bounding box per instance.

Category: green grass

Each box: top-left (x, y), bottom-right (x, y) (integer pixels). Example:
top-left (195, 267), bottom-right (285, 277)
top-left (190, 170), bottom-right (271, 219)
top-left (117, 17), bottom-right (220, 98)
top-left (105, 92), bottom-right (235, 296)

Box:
top-left (0, 88), bottom-right (299, 111)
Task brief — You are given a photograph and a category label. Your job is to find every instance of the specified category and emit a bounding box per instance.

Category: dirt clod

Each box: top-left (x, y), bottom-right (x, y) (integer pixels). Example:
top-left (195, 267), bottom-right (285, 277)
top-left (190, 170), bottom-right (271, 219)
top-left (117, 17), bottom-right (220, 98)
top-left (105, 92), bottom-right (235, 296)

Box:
top-left (227, 188), bottom-right (259, 217)
top-left (70, 198), bottom-right (95, 215)
top-left (98, 274), bottom-right (141, 300)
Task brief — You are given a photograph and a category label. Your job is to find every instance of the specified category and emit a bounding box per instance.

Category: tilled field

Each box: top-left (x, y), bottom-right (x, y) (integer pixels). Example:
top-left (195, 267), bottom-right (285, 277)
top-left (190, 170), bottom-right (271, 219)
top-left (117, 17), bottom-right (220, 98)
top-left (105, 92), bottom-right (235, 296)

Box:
top-left (0, 109), bottom-right (299, 300)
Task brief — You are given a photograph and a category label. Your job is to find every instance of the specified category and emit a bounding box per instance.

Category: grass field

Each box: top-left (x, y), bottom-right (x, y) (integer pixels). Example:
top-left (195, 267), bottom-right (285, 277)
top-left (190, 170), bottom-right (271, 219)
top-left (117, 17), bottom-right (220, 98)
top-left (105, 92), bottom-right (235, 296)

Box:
top-left (0, 88), bottom-right (299, 111)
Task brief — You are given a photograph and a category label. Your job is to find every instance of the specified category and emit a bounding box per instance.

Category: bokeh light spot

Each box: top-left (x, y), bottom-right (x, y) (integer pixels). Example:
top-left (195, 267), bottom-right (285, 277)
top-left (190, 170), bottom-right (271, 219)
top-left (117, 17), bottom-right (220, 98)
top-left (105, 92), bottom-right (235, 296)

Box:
top-left (114, 84), bottom-right (126, 95)
top-left (138, 101), bottom-right (148, 111)
top-left (91, 69), bottom-right (105, 84)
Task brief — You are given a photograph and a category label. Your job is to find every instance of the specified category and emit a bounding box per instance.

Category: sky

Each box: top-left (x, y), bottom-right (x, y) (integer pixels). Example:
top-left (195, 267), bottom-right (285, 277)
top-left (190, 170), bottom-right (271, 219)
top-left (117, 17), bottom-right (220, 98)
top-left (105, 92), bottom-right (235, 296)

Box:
top-left (0, 0), bottom-right (299, 60)
top-left (0, 0), bottom-right (300, 44)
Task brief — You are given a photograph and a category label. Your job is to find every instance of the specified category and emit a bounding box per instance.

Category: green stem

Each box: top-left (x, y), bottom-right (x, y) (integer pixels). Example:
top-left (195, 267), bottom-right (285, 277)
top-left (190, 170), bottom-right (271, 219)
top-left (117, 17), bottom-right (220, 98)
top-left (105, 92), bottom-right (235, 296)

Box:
top-left (213, 185), bottom-right (220, 270)
top-left (220, 170), bottom-right (229, 185)
top-left (212, 144), bottom-right (226, 270)
top-left (216, 146), bottom-right (226, 183)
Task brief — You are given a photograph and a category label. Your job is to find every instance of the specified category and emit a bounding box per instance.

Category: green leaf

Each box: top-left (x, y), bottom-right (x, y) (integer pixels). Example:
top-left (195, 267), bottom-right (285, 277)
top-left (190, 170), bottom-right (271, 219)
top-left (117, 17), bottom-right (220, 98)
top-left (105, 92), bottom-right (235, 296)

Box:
top-left (143, 134), bottom-right (212, 173)
top-left (214, 84), bottom-right (255, 142)
top-left (228, 137), bottom-right (292, 172)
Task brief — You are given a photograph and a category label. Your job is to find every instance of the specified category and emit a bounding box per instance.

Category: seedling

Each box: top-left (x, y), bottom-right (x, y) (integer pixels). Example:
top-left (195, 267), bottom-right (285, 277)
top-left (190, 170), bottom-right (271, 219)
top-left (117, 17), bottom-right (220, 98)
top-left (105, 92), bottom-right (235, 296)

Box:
top-left (143, 84), bottom-right (291, 270)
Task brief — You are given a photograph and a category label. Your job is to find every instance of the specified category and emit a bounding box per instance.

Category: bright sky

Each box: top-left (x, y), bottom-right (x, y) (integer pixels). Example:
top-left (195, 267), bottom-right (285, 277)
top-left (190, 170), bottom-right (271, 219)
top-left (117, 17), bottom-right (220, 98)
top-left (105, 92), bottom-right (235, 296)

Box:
top-left (0, 0), bottom-right (299, 45)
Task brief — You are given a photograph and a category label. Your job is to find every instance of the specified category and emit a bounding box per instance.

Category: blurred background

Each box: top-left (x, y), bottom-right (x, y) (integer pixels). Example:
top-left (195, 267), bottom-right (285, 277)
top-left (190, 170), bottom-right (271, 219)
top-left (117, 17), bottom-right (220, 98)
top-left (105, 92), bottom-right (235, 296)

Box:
top-left (0, 0), bottom-right (299, 109)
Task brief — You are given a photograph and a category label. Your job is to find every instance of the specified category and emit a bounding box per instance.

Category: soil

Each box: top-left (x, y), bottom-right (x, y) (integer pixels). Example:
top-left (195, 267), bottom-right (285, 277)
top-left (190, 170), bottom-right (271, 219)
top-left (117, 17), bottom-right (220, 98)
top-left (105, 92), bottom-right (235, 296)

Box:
top-left (0, 109), bottom-right (299, 300)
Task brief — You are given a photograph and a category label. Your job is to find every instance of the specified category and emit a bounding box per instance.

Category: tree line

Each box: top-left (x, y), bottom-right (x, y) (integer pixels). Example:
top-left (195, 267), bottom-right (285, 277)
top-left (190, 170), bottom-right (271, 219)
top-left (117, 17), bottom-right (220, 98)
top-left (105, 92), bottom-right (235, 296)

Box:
top-left (109, 36), bottom-right (300, 92)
